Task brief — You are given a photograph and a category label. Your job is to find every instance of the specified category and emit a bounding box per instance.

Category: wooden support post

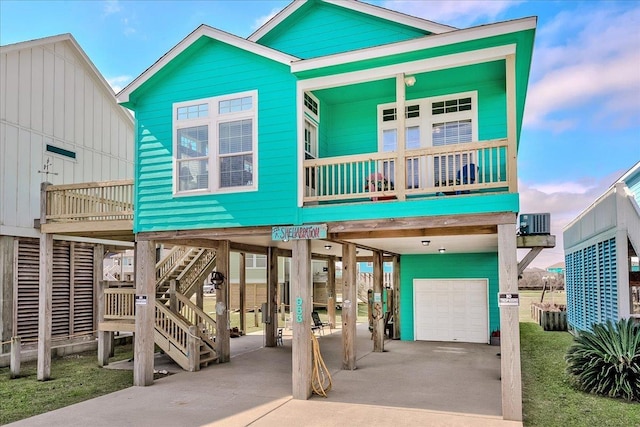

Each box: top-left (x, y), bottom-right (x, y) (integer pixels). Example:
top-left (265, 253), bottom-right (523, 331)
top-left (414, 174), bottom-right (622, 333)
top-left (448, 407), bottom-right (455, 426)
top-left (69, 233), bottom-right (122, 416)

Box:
top-left (392, 255), bottom-right (401, 340)
top-left (10, 336), bottom-right (21, 378)
top-left (239, 253), bottom-right (246, 333)
top-left (291, 239), bottom-right (312, 399)
top-left (342, 243), bottom-right (357, 370)
top-left (196, 278), bottom-right (203, 310)
top-left (254, 306), bottom-right (259, 327)
top-left (395, 73), bottom-right (406, 201)
top-left (498, 223), bottom-right (523, 421)
top-left (37, 232), bottom-right (53, 381)
top-left (134, 239), bottom-right (155, 386)
top-left (265, 247), bottom-right (278, 347)
top-left (372, 250), bottom-right (384, 352)
top-left (216, 240), bottom-right (231, 363)
top-left (327, 257), bottom-right (336, 328)
top-left (187, 325), bottom-right (199, 372)
top-left (97, 281), bottom-right (110, 366)
top-left (0, 236), bottom-right (16, 355)
top-left (281, 302), bottom-right (285, 321)
top-left (169, 280), bottom-right (177, 313)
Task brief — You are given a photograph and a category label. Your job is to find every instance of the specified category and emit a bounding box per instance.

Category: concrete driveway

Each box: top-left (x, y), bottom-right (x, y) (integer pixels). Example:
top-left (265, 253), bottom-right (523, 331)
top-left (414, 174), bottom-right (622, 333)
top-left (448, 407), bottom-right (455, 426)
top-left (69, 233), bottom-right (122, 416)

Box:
top-left (8, 324), bottom-right (519, 427)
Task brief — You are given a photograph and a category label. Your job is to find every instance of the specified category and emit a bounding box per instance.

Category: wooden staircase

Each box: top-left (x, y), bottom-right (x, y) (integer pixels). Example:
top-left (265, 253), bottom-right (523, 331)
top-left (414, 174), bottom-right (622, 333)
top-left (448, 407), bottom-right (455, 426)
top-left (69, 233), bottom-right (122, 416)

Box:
top-left (156, 246), bottom-right (217, 303)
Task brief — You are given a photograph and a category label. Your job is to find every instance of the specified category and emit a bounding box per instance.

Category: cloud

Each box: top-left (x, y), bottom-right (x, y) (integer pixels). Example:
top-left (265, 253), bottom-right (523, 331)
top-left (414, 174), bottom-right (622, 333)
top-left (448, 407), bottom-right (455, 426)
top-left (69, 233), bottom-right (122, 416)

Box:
top-left (524, 6), bottom-right (640, 131)
top-left (103, 0), bottom-right (121, 16)
top-left (252, 8), bottom-right (281, 31)
top-left (517, 171), bottom-right (622, 268)
top-left (382, 0), bottom-right (521, 27)
top-left (107, 75), bottom-right (132, 93)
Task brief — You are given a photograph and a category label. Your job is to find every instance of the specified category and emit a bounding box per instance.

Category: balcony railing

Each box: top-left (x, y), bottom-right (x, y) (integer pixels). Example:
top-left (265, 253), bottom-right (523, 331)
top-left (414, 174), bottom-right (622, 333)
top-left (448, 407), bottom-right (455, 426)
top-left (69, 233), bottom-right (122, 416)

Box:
top-left (303, 139), bottom-right (512, 204)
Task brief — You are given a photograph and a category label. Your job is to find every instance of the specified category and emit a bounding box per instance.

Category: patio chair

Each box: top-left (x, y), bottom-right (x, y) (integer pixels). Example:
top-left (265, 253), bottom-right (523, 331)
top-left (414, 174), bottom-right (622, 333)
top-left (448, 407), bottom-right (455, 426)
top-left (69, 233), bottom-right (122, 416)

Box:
top-left (311, 311), bottom-right (330, 335)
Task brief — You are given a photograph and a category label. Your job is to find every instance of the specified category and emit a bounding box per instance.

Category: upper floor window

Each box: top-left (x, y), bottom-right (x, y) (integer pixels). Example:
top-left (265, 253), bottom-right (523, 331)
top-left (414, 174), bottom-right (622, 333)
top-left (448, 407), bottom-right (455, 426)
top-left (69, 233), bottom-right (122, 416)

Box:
top-left (246, 254), bottom-right (267, 269)
top-left (174, 91), bottom-right (258, 195)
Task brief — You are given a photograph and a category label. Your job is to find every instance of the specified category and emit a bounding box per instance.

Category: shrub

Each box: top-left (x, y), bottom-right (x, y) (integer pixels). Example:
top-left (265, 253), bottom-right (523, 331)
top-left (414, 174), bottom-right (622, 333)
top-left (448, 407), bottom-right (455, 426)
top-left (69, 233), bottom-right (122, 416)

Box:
top-left (565, 318), bottom-right (640, 401)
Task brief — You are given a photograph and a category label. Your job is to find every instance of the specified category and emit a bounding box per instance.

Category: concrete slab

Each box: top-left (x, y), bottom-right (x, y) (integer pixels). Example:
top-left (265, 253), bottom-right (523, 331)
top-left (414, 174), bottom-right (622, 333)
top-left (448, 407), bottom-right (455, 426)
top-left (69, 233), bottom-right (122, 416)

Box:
top-left (7, 324), bottom-right (518, 427)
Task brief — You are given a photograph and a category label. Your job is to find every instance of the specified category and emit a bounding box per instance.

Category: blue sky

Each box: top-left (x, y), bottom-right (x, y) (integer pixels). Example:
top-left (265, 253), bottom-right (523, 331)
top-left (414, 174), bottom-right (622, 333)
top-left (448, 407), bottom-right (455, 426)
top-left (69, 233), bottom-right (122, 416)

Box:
top-left (1, 0), bottom-right (639, 268)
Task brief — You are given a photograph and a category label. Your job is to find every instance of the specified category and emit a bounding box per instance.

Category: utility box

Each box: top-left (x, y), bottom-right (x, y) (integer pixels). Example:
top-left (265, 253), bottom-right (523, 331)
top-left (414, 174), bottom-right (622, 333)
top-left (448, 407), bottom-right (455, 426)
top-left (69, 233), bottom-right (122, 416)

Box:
top-left (519, 213), bottom-right (550, 235)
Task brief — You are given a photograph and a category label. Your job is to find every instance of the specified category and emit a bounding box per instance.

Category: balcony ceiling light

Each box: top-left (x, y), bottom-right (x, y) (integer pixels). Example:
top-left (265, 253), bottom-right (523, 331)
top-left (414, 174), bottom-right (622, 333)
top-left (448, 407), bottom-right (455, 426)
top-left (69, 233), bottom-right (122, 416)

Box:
top-left (421, 240), bottom-right (430, 246)
top-left (438, 247), bottom-right (446, 253)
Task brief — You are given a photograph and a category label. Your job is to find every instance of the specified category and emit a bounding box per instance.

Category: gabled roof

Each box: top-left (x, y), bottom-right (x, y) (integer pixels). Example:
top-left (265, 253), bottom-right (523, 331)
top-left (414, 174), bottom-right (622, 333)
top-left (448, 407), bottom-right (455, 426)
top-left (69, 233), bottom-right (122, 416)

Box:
top-left (248, 0), bottom-right (455, 42)
top-left (117, 25), bottom-right (299, 104)
top-left (1, 34), bottom-right (132, 123)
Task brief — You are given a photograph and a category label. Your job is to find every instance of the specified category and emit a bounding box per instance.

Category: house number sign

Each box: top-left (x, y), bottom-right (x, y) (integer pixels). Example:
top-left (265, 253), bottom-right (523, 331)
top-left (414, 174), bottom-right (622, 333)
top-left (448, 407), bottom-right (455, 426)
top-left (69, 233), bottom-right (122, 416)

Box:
top-left (295, 297), bottom-right (303, 323)
top-left (498, 293), bottom-right (520, 306)
top-left (272, 224), bottom-right (327, 241)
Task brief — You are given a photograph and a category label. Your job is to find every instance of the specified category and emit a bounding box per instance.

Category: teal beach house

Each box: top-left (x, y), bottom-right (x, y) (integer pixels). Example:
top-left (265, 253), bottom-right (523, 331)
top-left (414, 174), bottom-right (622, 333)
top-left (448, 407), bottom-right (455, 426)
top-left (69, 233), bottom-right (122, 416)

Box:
top-left (117, 0), bottom-right (535, 420)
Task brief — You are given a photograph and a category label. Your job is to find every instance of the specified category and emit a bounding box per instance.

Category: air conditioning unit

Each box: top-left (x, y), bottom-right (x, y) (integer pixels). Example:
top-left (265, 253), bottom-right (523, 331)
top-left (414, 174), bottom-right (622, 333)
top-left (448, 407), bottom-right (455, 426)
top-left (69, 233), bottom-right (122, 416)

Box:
top-left (519, 213), bottom-right (550, 235)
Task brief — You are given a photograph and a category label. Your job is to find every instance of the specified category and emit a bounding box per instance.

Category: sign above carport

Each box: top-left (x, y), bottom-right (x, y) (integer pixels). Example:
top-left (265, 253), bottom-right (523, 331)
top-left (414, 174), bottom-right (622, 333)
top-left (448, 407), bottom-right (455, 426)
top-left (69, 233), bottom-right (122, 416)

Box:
top-left (272, 224), bottom-right (327, 241)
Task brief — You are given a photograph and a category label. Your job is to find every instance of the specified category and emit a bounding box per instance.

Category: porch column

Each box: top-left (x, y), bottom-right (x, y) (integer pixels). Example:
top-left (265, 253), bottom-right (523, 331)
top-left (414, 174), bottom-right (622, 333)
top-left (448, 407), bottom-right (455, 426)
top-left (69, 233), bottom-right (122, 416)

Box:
top-left (327, 257), bottom-right (336, 328)
top-left (0, 236), bottom-right (16, 354)
top-left (134, 239), bottom-right (155, 386)
top-left (265, 247), bottom-right (279, 347)
top-left (239, 252), bottom-right (246, 333)
top-left (342, 243), bottom-right (357, 370)
top-left (37, 182), bottom-right (52, 381)
top-left (216, 240), bottom-right (231, 363)
top-left (392, 255), bottom-right (401, 340)
top-left (291, 239), bottom-right (312, 399)
top-left (498, 223), bottom-right (522, 421)
top-left (395, 73), bottom-right (407, 201)
top-left (372, 250), bottom-right (384, 352)
top-left (506, 54), bottom-right (518, 193)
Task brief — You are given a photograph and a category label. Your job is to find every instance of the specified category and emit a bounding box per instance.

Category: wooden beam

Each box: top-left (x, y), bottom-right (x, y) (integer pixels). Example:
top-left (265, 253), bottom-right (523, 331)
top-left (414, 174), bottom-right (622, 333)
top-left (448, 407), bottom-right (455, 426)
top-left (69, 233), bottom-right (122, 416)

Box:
top-left (516, 234), bottom-right (556, 248)
top-left (265, 247), bottom-right (278, 347)
top-left (517, 247), bottom-right (543, 276)
top-left (134, 239), bottom-right (155, 386)
top-left (342, 242), bottom-right (357, 370)
top-left (498, 223), bottom-right (523, 421)
top-left (372, 250), bottom-right (384, 352)
top-left (138, 226), bottom-right (272, 241)
top-left (332, 225), bottom-right (497, 240)
top-left (41, 219), bottom-right (133, 235)
top-left (239, 252), bottom-right (246, 333)
top-left (37, 232), bottom-right (53, 381)
top-left (328, 212), bottom-right (515, 234)
top-left (291, 239), bottom-right (312, 399)
top-left (327, 257), bottom-right (336, 328)
top-left (216, 240), bottom-right (231, 363)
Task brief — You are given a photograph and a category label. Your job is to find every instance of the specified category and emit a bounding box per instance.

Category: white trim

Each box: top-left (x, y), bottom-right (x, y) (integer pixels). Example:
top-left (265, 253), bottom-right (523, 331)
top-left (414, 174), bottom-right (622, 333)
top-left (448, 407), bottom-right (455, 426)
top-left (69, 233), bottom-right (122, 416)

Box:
top-left (291, 17), bottom-right (534, 73)
top-left (303, 91), bottom-right (320, 123)
top-left (297, 85), bottom-right (305, 207)
top-left (248, 0), bottom-right (454, 42)
top-left (298, 44), bottom-right (516, 92)
top-left (117, 25), bottom-right (298, 104)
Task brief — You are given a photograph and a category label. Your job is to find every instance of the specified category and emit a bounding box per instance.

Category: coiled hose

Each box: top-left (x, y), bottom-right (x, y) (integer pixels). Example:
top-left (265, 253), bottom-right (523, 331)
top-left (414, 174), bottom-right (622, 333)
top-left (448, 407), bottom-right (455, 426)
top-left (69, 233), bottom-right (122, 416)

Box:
top-left (311, 333), bottom-right (333, 397)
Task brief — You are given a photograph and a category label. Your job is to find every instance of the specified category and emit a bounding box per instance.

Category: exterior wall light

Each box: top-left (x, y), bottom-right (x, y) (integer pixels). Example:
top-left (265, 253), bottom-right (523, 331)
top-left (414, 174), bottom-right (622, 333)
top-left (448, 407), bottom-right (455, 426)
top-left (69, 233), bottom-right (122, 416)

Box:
top-left (404, 75), bottom-right (416, 86)
top-left (210, 271), bottom-right (225, 289)
top-left (324, 244), bottom-right (332, 250)
top-left (438, 247), bottom-right (446, 253)
top-left (421, 240), bottom-right (430, 246)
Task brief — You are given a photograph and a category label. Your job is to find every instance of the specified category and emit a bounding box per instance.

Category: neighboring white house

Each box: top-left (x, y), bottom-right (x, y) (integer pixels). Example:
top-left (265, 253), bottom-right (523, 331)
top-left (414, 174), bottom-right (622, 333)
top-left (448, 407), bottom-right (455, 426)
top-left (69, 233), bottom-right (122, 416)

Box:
top-left (564, 161), bottom-right (640, 332)
top-left (0, 34), bottom-right (134, 356)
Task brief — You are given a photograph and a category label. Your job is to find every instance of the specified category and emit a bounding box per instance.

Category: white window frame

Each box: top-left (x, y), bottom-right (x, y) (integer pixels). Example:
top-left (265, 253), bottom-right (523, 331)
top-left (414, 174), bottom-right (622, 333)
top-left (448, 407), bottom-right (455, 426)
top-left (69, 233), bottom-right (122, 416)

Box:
top-left (377, 91), bottom-right (478, 187)
top-left (173, 90), bottom-right (258, 195)
top-left (246, 254), bottom-right (267, 269)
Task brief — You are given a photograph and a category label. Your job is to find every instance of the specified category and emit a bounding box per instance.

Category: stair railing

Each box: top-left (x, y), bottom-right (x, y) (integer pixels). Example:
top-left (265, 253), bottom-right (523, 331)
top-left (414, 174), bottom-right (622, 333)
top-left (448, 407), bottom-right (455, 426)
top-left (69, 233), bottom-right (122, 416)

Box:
top-left (176, 250), bottom-right (217, 297)
top-left (155, 301), bottom-right (201, 371)
top-left (156, 246), bottom-right (189, 286)
top-left (175, 292), bottom-right (217, 348)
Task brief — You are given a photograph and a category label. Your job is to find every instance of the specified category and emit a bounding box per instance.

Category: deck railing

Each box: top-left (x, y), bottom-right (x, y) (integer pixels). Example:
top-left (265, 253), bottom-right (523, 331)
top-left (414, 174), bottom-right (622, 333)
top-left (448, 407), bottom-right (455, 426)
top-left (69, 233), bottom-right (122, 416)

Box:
top-left (303, 139), bottom-right (511, 204)
top-left (44, 180), bottom-right (134, 223)
top-left (104, 287), bottom-right (136, 320)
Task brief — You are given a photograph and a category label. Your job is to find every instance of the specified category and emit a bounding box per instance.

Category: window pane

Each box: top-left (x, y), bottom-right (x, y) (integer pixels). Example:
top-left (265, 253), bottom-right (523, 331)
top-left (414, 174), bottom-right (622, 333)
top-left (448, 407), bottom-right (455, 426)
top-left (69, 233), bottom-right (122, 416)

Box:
top-left (178, 159), bottom-right (208, 191)
top-left (432, 119), bottom-right (472, 146)
top-left (382, 129), bottom-right (397, 152)
top-left (219, 120), bottom-right (252, 154)
top-left (177, 103), bottom-right (208, 120)
top-left (406, 126), bottom-right (420, 149)
top-left (177, 126), bottom-right (208, 159)
top-left (219, 96), bottom-right (252, 114)
top-left (220, 154), bottom-right (253, 187)
top-left (382, 108), bottom-right (396, 122)
top-left (255, 255), bottom-right (267, 268)
top-left (304, 93), bottom-right (318, 115)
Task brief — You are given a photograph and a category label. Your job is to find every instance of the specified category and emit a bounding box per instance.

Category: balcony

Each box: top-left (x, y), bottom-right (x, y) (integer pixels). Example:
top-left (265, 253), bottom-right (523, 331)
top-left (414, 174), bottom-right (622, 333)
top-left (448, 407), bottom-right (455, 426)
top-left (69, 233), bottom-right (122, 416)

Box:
top-left (303, 139), bottom-right (513, 205)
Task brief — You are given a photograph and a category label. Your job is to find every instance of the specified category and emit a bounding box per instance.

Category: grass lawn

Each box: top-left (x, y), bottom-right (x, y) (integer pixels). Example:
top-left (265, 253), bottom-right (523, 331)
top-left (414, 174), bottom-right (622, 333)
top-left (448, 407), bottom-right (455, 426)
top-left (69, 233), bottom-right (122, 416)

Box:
top-left (0, 344), bottom-right (133, 425)
top-left (521, 322), bottom-right (640, 427)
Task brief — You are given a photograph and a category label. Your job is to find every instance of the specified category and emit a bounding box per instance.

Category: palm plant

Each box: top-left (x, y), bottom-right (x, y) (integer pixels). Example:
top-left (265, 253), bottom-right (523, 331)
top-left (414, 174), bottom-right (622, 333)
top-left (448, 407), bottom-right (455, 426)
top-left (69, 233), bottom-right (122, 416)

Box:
top-left (565, 318), bottom-right (640, 401)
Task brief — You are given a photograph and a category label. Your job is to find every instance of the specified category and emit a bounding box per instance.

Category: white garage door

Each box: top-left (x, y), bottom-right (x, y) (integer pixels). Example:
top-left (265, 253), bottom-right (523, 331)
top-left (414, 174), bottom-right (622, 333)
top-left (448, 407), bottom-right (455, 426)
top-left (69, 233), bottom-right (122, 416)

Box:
top-left (414, 279), bottom-right (488, 343)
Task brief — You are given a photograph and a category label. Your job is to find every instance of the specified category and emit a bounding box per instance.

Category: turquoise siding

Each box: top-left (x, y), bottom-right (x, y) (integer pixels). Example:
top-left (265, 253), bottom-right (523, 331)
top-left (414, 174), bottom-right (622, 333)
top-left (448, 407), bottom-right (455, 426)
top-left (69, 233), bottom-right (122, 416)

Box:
top-left (624, 164), bottom-right (640, 204)
top-left (256, 1), bottom-right (429, 59)
top-left (130, 38), bottom-right (298, 233)
top-left (399, 253), bottom-right (500, 341)
top-left (565, 237), bottom-right (618, 332)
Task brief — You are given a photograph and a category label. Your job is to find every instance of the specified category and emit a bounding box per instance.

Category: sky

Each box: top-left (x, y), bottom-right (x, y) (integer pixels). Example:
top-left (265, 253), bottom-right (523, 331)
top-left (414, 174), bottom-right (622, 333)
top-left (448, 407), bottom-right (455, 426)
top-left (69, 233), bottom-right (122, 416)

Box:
top-left (1, 0), bottom-right (639, 269)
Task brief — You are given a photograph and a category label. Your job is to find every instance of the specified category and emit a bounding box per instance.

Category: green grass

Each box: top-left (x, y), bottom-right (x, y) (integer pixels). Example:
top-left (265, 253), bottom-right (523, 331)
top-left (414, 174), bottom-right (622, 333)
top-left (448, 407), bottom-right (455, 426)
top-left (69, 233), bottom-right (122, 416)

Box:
top-left (521, 322), bottom-right (640, 427)
top-left (0, 344), bottom-right (134, 425)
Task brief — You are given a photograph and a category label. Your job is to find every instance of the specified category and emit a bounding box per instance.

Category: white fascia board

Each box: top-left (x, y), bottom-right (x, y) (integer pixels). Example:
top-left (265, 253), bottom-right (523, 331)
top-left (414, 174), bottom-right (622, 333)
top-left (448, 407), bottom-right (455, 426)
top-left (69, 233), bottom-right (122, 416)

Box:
top-left (248, 0), bottom-right (309, 42)
top-left (1, 33), bottom-right (134, 125)
top-left (323, 0), bottom-right (455, 34)
top-left (118, 25), bottom-right (298, 104)
top-left (292, 17), bottom-right (535, 74)
top-left (297, 44), bottom-right (516, 92)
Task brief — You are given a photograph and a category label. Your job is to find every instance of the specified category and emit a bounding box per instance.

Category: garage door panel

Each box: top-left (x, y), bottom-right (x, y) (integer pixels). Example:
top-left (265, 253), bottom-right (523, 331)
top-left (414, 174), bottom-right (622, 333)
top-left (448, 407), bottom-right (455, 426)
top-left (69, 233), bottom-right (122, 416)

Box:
top-left (414, 279), bottom-right (488, 343)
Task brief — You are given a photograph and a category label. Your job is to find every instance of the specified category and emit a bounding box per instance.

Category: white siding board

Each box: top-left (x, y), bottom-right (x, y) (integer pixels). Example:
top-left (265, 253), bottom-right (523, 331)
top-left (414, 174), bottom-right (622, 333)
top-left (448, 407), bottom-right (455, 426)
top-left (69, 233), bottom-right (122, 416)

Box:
top-left (30, 47), bottom-right (44, 133)
top-left (102, 97), bottom-right (111, 155)
top-left (0, 51), bottom-right (6, 121)
top-left (64, 62), bottom-right (75, 142)
top-left (93, 89), bottom-right (102, 153)
top-left (83, 75), bottom-right (94, 149)
top-left (18, 50), bottom-right (31, 128)
top-left (30, 134), bottom-right (43, 222)
top-left (42, 49), bottom-right (54, 136)
top-left (54, 54), bottom-right (65, 139)
top-left (17, 129), bottom-right (32, 227)
top-left (5, 51), bottom-right (19, 124)
top-left (74, 67), bottom-right (84, 145)
top-left (3, 125), bottom-right (19, 228)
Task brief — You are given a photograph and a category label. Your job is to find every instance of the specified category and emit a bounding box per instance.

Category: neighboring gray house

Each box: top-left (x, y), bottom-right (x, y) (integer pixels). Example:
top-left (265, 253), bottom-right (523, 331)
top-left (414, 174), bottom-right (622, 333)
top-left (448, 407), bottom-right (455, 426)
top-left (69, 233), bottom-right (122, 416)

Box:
top-left (563, 161), bottom-right (640, 331)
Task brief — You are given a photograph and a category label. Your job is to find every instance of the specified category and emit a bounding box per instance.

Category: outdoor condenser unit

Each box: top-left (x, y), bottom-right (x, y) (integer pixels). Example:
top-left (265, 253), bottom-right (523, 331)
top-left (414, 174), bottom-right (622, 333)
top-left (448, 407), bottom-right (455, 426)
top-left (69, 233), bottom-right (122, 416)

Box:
top-left (519, 213), bottom-right (550, 235)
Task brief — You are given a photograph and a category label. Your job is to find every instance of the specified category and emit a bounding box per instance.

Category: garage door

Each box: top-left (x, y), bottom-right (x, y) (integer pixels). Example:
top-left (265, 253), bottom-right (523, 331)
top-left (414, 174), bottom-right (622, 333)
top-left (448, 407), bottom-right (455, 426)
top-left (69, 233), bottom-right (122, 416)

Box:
top-left (414, 279), bottom-right (488, 343)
